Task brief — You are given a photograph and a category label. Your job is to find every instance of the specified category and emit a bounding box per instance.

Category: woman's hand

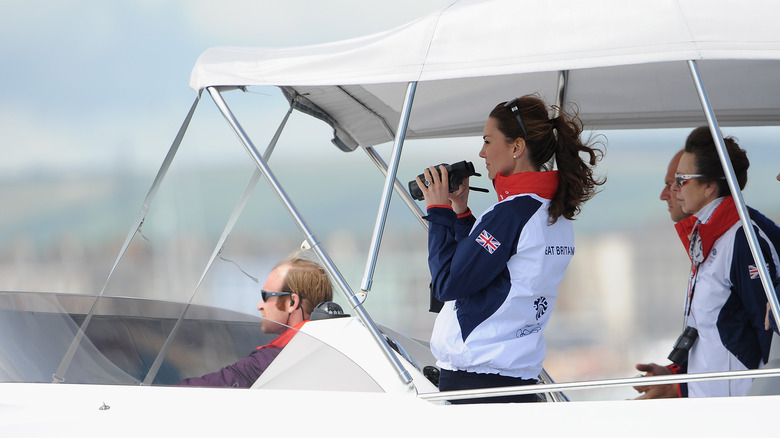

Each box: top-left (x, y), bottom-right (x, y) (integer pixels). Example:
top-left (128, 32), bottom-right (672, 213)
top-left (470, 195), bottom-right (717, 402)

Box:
top-left (449, 176), bottom-right (469, 215)
top-left (415, 165), bottom-right (470, 215)
top-left (415, 165), bottom-right (452, 206)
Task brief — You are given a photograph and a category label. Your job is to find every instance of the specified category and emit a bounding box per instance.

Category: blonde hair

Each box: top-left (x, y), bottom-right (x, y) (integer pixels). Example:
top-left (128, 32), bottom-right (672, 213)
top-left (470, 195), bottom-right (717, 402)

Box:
top-left (277, 256), bottom-right (333, 316)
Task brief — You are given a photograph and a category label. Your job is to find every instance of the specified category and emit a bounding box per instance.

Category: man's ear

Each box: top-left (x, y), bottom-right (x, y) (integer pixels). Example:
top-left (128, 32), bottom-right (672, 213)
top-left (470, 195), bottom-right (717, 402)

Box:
top-left (289, 293), bottom-right (300, 311)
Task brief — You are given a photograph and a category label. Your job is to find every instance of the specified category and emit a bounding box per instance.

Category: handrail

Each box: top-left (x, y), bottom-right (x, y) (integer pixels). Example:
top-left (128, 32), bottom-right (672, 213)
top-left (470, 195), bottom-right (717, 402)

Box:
top-left (538, 368), bottom-right (570, 402)
top-left (419, 367), bottom-right (780, 402)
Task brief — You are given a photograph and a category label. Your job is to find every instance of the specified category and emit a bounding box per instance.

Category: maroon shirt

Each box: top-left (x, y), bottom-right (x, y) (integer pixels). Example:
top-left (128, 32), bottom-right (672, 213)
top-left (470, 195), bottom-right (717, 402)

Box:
top-left (176, 322), bottom-right (305, 388)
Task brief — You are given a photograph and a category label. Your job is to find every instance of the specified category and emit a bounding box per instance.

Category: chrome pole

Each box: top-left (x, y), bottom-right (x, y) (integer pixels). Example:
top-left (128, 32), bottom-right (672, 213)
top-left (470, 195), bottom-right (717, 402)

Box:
top-left (538, 368), bottom-right (570, 402)
top-left (548, 70), bottom-right (569, 169)
top-left (206, 87), bottom-right (414, 389)
top-left (360, 82), bottom-right (417, 293)
top-left (687, 60), bottom-right (780, 330)
top-left (141, 101), bottom-right (295, 385)
top-left (420, 367), bottom-right (780, 402)
top-left (51, 96), bottom-right (200, 384)
top-left (554, 70), bottom-right (569, 114)
top-left (363, 146), bottom-right (428, 230)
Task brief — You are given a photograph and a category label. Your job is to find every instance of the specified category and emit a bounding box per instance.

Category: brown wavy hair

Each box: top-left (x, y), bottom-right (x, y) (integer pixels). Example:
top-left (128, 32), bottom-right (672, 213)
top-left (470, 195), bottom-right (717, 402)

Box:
top-left (489, 94), bottom-right (605, 223)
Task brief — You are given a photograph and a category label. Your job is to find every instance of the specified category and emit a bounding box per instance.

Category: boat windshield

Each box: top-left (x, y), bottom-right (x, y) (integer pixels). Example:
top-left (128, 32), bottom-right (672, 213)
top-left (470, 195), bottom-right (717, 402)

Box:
top-left (0, 291), bottom-right (379, 391)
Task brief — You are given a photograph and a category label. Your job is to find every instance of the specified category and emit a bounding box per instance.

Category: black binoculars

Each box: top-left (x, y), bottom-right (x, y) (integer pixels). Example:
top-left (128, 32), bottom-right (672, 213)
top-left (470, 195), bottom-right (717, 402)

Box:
top-left (668, 326), bottom-right (698, 366)
top-left (408, 161), bottom-right (482, 201)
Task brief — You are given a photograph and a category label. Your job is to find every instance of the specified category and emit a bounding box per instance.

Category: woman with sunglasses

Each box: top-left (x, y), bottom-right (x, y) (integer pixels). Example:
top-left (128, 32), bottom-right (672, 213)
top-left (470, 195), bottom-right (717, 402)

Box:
top-left (415, 94), bottom-right (604, 403)
top-left (670, 126), bottom-right (780, 397)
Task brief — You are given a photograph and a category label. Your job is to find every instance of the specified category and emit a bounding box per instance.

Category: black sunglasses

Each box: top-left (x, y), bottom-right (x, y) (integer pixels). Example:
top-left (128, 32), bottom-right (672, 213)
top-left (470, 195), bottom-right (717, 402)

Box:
top-left (261, 290), bottom-right (293, 301)
top-left (504, 98), bottom-right (528, 138)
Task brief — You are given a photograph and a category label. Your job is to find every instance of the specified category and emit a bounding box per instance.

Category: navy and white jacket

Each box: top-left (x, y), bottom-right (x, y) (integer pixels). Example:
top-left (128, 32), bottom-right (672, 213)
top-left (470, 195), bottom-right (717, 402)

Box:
top-left (426, 171), bottom-right (573, 379)
top-left (675, 196), bottom-right (780, 397)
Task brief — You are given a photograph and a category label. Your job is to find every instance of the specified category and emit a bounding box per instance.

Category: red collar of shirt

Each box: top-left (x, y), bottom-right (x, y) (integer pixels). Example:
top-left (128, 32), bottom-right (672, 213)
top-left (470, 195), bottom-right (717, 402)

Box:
top-left (257, 320), bottom-right (308, 350)
top-left (493, 170), bottom-right (559, 202)
top-left (674, 195), bottom-right (739, 263)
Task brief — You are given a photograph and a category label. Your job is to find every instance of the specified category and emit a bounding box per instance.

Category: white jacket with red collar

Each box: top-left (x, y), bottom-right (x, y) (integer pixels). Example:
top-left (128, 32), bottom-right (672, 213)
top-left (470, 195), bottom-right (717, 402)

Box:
top-left (426, 171), bottom-right (573, 379)
top-left (676, 196), bottom-right (780, 397)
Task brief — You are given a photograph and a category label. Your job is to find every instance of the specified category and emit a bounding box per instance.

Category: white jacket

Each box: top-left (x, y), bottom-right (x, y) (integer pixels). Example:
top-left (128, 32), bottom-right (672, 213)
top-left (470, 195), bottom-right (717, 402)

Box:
top-left (426, 171), bottom-right (573, 379)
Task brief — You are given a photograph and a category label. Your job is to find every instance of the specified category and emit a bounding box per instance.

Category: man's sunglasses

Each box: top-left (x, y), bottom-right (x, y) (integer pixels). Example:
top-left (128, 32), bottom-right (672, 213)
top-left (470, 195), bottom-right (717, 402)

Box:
top-left (261, 290), bottom-right (293, 301)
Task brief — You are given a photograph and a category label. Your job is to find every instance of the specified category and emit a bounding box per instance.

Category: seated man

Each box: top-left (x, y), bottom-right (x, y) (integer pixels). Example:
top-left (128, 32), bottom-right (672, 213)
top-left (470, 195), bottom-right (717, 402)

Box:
top-left (176, 255), bottom-right (333, 387)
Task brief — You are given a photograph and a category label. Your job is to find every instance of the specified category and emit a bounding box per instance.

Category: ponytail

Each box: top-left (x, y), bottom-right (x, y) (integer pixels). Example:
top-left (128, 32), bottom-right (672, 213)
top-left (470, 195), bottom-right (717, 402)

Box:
top-left (548, 108), bottom-right (604, 222)
top-left (490, 95), bottom-right (605, 223)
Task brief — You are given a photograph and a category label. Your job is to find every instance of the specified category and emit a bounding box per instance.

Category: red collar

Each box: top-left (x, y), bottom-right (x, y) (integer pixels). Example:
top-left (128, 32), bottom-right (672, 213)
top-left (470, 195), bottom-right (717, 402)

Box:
top-left (674, 196), bottom-right (740, 263)
top-left (257, 320), bottom-right (308, 350)
top-left (493, 171), bottom-right (558, 202)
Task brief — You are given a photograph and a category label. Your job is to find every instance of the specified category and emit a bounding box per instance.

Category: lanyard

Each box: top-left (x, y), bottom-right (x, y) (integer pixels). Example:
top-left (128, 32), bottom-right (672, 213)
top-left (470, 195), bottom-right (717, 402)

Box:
top-left (682, 222), bottom-right (703, 330)
top-left (683, 263), bottom-right (700, 324)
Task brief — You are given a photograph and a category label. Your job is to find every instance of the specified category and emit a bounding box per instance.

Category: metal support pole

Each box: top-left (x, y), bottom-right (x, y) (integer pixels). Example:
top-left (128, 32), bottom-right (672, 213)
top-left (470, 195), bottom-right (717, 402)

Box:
top-left (141, 101), bottom-right (295, 385)
top-left (687, 60), bottom-right (780, 330)
top-left (51, 96), bottom-right (200, 384)
top-left (360, 82), bottom-right (417, 293)
top-left (554, 70), bottom-right (569, 114)
top-left (363, 146), bottom-right (428, 230)
top-left (549, 70), bottom-right (569, 169)
top-left (420, 367), bottom-right (780, 402)
top-left (206, 87), bottom-right (414, 389)
top-left (538, 368), bottom-right (570, 402)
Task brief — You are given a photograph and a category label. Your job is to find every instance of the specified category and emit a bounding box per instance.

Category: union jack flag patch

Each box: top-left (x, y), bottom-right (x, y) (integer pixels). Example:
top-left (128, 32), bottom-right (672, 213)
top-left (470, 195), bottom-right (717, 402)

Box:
top-left (476, 229), bottom-right (501, 254)
top-left (748, 264), bottom-right (760, 279)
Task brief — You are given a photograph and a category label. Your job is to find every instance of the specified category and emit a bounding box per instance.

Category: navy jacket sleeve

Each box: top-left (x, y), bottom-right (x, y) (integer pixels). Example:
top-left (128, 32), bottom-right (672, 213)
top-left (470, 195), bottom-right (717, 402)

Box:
top-left (428, 209), bottom-right (476, 312)
top-left (426, 197), bottom-right (539, 302)
top-left (747, 207), bottom-right (780, 333)
top-left (748, 207), bottom-right (780, 252)
top-left (726, 226), bottom-right (777, 367)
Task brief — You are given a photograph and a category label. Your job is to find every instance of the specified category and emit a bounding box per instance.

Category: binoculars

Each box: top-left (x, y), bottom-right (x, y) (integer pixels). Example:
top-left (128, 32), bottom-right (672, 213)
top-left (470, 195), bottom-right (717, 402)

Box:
top-left (408, 161), bottom-right (482, 201)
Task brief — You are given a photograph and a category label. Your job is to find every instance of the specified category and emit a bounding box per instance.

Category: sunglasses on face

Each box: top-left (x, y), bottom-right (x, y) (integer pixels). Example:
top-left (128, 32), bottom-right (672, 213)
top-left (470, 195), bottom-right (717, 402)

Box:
top-left (674, 173), bottom-right (705, 188)
top-left (261, 290), bottom-right (292, 301)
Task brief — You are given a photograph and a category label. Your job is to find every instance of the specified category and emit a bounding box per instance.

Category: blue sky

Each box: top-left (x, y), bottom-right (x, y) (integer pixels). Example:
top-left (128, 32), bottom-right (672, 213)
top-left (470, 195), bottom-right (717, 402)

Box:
top-left (1, 0), bottom-right (777, 219)
top-left (0, 0), bottom-right (454, 174)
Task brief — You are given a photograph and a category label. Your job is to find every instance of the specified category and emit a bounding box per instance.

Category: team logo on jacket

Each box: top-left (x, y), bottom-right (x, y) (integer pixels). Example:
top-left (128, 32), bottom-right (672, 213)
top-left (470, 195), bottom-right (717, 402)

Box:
top-left (748, 264), bottom-right (768, 280)
top-left (516, 323), bottom-right (541, 338)
top-left (534, 297), bottom-right (548, 320)
top-left (476, 229), bottom-right (501, 254)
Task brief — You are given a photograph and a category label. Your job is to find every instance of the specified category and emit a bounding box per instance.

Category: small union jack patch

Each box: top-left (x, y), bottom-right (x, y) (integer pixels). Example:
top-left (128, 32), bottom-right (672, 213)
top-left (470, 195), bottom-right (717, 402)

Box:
top-left (476, 229), bottom-right (501, 254)
top-left (748, 264), bottom-right (760, 279)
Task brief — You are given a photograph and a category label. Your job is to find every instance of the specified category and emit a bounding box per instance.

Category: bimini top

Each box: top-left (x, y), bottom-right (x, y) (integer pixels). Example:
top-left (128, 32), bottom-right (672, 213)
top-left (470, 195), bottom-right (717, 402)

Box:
top-left (190, 0), bottom-right (780, 150)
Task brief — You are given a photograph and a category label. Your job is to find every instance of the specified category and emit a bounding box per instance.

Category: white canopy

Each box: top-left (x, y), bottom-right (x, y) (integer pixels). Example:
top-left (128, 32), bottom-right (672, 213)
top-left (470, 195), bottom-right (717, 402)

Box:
top-left (190, 0), bottom-right (780, 150)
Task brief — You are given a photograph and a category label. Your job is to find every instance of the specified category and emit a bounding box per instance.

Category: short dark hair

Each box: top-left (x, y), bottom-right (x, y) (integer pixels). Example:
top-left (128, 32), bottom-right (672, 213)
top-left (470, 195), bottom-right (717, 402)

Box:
top-left (683, 126), bottom-right (749, 196)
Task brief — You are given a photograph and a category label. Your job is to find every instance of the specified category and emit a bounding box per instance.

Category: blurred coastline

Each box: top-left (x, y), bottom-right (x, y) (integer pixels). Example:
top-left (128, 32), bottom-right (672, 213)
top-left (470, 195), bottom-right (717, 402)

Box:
top-left (1, 115), bottom-right (778, 400)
